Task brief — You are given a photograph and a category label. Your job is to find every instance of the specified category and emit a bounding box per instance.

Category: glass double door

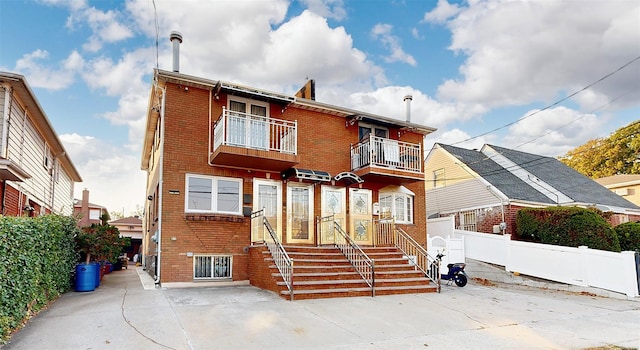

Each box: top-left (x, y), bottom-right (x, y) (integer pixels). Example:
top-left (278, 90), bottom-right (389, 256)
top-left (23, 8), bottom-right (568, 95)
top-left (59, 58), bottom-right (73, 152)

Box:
top-left (252, 180), bottom-right (373, 245)
top-left (320, 186), bottom-right (373, 245)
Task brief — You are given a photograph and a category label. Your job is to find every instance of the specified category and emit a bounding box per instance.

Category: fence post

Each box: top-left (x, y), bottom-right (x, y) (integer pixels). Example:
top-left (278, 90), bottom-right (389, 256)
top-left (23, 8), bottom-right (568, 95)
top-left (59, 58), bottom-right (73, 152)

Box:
top-left (621, 251), bottom-right (639, 297)
top-left (578, 246), bottom-right (589, 287)
top-left (504, 234), bottom-right (512, 273)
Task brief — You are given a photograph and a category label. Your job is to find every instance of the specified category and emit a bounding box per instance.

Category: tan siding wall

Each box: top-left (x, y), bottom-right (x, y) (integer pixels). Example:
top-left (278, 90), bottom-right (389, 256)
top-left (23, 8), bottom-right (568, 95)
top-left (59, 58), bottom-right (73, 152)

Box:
top-left (424, 146), bottom-right (477, 189)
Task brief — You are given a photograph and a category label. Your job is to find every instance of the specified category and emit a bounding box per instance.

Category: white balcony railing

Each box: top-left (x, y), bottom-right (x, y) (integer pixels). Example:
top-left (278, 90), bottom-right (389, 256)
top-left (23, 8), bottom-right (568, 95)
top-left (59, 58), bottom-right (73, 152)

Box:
top-left (213, 108), bottom-right (297, 154)
top-left (351, 136), bottom-right (422, 173)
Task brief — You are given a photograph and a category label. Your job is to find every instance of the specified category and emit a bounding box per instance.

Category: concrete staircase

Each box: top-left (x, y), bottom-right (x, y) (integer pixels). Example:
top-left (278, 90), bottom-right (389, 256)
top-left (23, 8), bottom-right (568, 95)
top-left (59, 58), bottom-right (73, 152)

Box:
top-left (255, 245), bottom-right (437, 300)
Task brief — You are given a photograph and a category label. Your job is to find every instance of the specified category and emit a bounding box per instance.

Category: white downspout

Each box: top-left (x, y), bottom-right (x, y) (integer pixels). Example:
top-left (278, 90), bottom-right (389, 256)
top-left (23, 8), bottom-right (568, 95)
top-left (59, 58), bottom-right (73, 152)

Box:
top-left (155, 84), bottom-right (166, 286)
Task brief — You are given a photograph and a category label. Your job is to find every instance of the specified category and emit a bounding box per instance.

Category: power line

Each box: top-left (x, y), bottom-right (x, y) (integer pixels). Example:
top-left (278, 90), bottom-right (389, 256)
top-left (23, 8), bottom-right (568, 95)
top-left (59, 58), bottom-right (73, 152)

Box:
top-left (452, 55), bottom-right (640, 146)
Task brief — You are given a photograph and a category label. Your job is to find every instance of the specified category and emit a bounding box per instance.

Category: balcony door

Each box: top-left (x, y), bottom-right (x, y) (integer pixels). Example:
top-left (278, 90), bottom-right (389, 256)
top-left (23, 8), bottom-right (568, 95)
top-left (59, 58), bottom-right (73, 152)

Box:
top-left (349, 188), bottom-right (373, 245)
top-left (320, 186), bottom-right (346, 245)
top-left (286, 183), bottom-right (314, 244)
top-left (252, 179), bottom-right (282, 242)
top-left (228, 98), bottom-right (269, 150)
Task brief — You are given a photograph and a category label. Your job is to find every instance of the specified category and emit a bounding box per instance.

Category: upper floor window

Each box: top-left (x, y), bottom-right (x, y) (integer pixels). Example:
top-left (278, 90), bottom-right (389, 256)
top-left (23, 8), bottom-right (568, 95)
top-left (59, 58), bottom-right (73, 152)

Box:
top-left (433, 168), bottom-right (445, 188)
top-left (185, 174), bottom-right (242, 215)
top-left (227, 97), bottom-right (269, 150)
top-left (359, 122), bottom-right (388, 141)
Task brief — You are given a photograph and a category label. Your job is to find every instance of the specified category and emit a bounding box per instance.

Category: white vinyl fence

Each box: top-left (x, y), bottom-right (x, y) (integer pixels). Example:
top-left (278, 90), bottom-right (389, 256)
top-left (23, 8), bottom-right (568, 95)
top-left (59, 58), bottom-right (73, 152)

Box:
top-left (427, 216), bottom-right (639, 297)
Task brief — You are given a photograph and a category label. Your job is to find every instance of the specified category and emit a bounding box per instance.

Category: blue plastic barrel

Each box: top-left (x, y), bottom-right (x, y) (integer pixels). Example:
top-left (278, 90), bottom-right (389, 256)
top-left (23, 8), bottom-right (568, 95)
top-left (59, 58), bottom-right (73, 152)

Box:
top-left (75, 263), bottom-right (96, 292)
top-left (92, 261), bottom-right (101, 287)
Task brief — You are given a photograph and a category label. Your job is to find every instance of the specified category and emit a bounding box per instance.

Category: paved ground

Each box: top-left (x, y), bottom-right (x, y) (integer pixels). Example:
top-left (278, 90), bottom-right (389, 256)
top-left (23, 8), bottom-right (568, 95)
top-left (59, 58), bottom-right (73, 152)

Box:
top-left (2, 264), bottom-right (639, 350)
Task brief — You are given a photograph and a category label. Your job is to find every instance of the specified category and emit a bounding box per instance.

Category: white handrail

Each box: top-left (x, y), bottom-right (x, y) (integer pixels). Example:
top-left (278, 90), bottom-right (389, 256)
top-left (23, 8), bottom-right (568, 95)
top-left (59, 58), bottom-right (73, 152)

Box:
top-left (213, 109), bottom-right (297, 154)
top-left (350, 135), bottom-right (421, 173)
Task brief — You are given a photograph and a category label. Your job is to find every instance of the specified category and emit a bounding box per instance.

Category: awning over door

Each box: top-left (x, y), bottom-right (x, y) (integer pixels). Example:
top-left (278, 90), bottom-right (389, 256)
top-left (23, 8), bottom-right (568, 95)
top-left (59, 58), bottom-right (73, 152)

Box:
top-left (333, 171), bottom-right (364, 186)
top-left (282, 168), bottom-right (331, 182)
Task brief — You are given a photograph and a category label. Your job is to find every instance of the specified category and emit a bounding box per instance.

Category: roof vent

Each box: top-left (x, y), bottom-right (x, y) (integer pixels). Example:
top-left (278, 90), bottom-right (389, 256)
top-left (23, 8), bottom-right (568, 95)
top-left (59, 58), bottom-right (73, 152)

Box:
top-left (170, 31), bottom-right (183, 72)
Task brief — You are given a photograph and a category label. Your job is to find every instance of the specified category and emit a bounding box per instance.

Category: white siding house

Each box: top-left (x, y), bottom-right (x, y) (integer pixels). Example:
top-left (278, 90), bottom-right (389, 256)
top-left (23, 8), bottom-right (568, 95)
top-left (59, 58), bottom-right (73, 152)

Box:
top-left (0, 71), bottom-right (81, 216)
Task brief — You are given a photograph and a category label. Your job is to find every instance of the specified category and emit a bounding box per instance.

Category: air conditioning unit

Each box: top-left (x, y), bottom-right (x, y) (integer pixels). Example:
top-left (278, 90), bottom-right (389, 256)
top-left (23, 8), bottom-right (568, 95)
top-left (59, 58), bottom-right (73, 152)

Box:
top-left (614, 188), bottom-right (629, 196)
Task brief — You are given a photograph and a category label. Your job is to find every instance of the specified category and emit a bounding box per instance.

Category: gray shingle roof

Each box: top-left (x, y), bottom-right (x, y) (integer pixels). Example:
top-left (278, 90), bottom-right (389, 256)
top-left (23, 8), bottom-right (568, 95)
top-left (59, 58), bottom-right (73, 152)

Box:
top-left (488, 145), bottom-right (640, 210)
top-left (438, 143), bottom-right (639, 210)
top-left (438, 144), bottom-right (554, 204)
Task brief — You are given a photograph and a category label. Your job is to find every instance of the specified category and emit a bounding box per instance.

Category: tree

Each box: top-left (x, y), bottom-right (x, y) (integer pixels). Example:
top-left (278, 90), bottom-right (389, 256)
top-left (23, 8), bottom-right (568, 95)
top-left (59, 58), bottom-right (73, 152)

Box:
top-left (559, 121), bottom-right (640, 178)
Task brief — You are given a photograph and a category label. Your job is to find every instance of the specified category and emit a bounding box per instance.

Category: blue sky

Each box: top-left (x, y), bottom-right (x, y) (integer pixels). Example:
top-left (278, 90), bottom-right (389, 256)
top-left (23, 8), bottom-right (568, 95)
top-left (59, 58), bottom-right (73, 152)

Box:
top-left (1, 0), bottom-right (639, 216)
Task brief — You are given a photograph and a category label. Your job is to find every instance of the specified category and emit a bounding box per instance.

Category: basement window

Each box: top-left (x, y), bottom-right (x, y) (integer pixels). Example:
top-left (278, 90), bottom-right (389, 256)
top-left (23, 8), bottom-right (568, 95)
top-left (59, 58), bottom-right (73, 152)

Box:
top-left (194, 255), bottom-right (232, 279)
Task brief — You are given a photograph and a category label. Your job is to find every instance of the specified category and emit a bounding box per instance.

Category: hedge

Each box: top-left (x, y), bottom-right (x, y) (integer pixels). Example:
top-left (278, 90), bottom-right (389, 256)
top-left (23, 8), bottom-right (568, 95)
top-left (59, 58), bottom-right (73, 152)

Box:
top-left (0, 215), bottom-right (79, 343)
top-left (614, 221), bottom-right (640, 252)
top-left (515, 207), bottom-right (621, 252)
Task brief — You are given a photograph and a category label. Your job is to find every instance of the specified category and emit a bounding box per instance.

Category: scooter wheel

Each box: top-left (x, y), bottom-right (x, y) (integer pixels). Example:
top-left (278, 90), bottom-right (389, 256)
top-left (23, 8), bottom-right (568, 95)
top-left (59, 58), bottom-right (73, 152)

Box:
top-left (454, 274), bottom-right (467, 287)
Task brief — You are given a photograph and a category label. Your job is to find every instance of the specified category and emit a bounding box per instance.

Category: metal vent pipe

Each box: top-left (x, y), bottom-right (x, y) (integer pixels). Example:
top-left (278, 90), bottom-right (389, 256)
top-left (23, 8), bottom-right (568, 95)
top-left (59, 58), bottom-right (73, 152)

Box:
top-left (170, 31), bottom-right (183, 72)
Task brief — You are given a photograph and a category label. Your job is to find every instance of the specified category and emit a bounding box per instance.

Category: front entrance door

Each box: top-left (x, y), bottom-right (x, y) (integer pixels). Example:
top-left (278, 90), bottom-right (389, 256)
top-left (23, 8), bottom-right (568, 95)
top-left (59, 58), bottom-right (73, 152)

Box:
top-left (349, 188), bottom-right (373, 245)
top-left (252, 179), bottom-right (282, 242)
top-left (286, 183), bottom-right (314, 244)
top-left (320, 186), bottom-right (346, 245)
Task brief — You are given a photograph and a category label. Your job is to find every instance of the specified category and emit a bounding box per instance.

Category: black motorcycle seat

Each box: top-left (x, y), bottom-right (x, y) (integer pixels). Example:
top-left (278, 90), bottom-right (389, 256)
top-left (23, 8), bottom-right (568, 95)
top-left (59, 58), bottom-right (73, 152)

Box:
top-left (447, 263), bottom-right (454, 268)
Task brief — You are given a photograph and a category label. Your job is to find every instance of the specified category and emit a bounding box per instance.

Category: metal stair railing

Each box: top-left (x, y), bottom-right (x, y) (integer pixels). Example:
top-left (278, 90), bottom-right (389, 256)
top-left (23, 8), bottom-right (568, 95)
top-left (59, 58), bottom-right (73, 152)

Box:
top-left (375, 219), bottom-right (441, 292)
top-left (251, 209), bottom-right (294, 300)
top-left (319, 215), bottom-right (375, 296)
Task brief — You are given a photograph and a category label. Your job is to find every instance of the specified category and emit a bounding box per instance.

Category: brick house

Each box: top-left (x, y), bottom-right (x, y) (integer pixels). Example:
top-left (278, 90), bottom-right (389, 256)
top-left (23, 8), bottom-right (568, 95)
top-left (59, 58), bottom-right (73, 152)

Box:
top-left (425, 143), bottom-right (640, 234)
top-left (140, 35), bottom-right (439, 297)
top-left (0, 71), bottom-right (82, 216)
top-left (109, 215), bottom-right (143, 261)
top-left (73, 188), bottom-right (109, 227)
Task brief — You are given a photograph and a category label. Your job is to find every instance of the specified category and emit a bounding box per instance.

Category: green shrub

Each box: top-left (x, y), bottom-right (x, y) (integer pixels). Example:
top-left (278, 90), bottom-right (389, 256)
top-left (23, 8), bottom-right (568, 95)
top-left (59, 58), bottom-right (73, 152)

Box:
top-left (0, 215), bottom-right (79, 343)
top-left (614, 221), bottom-right (640, 251)
top-left (515, 207), bottom-right (620, 252)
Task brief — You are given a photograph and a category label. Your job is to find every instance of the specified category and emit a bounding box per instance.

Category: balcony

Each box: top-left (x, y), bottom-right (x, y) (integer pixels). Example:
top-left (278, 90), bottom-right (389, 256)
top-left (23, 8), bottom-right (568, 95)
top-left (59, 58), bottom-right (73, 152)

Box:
top-left (210, 109), bottom-right (298, 171)
top-left (351, 136), bottom-right (423, 184)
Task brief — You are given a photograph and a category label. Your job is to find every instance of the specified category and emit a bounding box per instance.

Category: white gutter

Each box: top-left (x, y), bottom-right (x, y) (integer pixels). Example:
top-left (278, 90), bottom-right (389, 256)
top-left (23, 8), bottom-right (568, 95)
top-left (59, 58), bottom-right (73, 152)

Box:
top-left (154, 83), bottom-right (166, 286)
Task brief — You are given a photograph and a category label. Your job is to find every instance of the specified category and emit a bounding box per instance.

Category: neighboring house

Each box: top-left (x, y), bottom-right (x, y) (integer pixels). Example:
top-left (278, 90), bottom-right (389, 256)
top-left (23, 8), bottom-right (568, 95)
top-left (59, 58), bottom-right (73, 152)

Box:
top-left (0, 71), bottom-right (82, 216)
top-left (140, 37), bottom-right (436, 287)
top-left (110, 215), bottom-right (143, 261)
top-left (425, 143), bottom-right (640, 234)
top-left (595, 175), bottom-right (640, 208)
top-left (73, 188), bottom-right (109, 227)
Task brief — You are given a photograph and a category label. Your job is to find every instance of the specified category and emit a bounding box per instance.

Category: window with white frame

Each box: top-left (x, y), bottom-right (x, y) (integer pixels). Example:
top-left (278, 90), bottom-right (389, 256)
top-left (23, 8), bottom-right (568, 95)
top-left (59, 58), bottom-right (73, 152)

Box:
top-left (459, 209), bottom-right (478, 231)
top-left (185, 174), bottom-right (242, 214)
top-left (379, 189), bottom-right (414, 224)
top-left (194, 255), bottom-right (232, 279)
top-left (433, 168), bottom-right (445, 188)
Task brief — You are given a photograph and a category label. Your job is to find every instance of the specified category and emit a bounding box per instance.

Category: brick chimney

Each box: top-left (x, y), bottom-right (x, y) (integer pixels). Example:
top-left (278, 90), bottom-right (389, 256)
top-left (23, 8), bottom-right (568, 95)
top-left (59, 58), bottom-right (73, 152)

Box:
top-left (80, 188), bottom-right (90, 227)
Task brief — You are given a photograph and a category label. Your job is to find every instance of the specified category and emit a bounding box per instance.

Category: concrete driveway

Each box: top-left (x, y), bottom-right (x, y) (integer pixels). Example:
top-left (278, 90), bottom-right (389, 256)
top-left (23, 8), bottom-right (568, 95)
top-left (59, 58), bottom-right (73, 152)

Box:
top-left (2, 266), bottom-right (639, 350)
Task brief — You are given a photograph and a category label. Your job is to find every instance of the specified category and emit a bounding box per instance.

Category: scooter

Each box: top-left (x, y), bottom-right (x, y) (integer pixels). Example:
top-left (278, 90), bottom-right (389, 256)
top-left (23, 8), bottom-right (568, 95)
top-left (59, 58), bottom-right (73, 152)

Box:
top-left (435, 252), bottom-right (468, 287)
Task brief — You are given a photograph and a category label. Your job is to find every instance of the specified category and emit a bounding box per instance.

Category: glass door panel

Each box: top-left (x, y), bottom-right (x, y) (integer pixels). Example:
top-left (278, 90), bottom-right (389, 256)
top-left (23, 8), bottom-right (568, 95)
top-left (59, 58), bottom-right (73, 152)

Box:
top-left (349, 188), bottom-right (373, 245)
top-left (320, 186), bottom-right (346, 245)
top-left (287, 184), bottom-right (314, 244)
top-left (252, 179), bottom-right (282, 242)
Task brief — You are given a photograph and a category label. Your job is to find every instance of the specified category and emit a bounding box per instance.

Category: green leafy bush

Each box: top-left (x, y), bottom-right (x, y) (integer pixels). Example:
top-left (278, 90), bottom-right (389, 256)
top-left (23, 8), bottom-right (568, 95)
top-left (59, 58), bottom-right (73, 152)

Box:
top-left (0, 215), bottom-right (79, 343)
top-left (515, 207), bottom-right (620, 252)
top-left (614, 221), bottom-right (640, 251)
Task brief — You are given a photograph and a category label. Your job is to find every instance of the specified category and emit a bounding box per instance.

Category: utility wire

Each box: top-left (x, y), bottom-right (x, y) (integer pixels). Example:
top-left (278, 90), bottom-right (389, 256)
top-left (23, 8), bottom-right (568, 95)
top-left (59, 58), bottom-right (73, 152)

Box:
top-left (452, 55), bottom-right (640, 146)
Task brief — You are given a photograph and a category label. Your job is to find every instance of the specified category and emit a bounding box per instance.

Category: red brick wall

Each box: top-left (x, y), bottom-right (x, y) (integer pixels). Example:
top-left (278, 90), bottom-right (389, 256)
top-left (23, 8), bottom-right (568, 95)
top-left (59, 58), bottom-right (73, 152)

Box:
top-left (1, 183), bottom-right (29, 216)
top-left (157, 81), bottom-right (429, 284)
top-left (248, 245), bottom-right (283, 295)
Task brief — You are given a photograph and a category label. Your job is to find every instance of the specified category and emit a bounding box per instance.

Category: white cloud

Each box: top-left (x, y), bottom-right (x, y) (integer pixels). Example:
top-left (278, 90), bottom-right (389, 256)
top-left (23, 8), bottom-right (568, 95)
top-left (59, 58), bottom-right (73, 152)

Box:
top-left (59, 133), bottom-right (145, 215)
top-left (503, 106), bottom-right (607, 157)
top-left (424, 128), bottom-right (489, 155)
top-left (433, 0), bottom-right (640, 113)
top-left (301, 0), bottom-right (347, 21)
top-left (13, 50), bottom-right (77, 90)
top-left (423, 0), bottom-right (461, 24)
top-left (371, 24), bottom-right (417, 67)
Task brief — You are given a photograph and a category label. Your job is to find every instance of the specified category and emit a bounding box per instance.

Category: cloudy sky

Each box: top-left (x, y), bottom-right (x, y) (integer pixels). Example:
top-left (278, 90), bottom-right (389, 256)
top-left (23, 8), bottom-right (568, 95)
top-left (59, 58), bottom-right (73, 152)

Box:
top-left (1, 0), bottom-right (639, 216)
